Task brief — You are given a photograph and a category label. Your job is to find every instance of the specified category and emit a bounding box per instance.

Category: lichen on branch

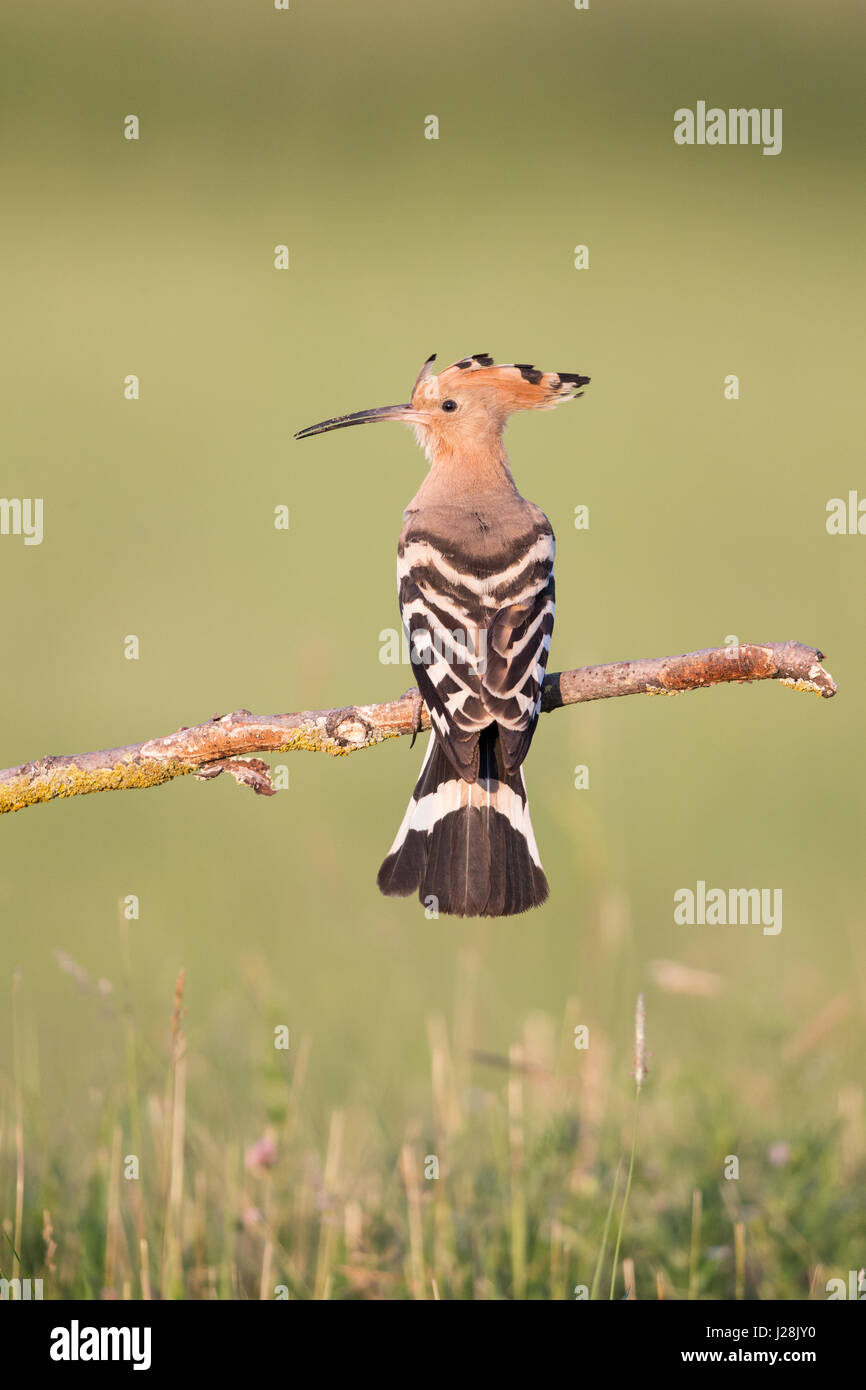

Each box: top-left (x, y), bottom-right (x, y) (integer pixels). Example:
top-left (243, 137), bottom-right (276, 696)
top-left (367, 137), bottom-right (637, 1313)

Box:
top-left (0, 641), bottom-right (836, 816)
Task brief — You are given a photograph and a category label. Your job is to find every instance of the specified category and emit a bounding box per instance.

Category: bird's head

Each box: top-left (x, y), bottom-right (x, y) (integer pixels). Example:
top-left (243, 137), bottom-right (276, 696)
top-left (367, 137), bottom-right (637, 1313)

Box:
top-left (295, 353), bottom-right (590, 460)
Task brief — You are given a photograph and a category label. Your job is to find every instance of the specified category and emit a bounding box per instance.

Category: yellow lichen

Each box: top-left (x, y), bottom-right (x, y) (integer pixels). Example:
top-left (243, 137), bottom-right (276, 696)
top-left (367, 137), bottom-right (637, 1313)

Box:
top-left (0, 757), bottom-right (193, 815)
top-left (778, 677), bottom-right (826, 698)
top-left (274, 728), bottom-right (401, 757)
top-left (0, 726), bottom-right (401, 815)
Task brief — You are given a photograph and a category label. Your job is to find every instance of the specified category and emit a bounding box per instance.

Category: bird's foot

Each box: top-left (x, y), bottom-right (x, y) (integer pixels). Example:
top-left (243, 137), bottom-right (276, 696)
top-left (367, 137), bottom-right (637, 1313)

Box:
top-left (401, 687), bottom-right (425, 748)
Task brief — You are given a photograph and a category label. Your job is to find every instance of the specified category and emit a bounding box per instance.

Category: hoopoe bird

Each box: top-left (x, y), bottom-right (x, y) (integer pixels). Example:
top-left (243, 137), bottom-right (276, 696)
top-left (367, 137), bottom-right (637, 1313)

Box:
top-left (296, 352), bottom-right (590, 916)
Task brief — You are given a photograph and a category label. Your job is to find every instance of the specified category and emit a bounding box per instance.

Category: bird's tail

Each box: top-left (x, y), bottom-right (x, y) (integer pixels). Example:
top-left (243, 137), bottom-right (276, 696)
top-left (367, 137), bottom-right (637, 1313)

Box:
top-left (377, 727), bottom-right (549, 917)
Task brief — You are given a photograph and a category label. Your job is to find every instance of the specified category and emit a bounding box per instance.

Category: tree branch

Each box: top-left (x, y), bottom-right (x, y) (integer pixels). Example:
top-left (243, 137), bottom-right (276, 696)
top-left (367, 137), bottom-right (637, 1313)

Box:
top-left (0, 641), bottom-right (836, 816)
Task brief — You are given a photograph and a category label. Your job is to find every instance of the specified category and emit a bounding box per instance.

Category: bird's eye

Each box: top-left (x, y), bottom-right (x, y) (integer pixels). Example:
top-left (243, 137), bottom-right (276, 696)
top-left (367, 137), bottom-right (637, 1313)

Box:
top-left (440, 398), bottom-right (458, 412)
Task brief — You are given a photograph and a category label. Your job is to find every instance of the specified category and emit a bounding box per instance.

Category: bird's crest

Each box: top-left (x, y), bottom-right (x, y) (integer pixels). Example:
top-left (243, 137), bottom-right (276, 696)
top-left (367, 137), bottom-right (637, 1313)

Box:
top-left (412, 352), bottom-right (590, 413)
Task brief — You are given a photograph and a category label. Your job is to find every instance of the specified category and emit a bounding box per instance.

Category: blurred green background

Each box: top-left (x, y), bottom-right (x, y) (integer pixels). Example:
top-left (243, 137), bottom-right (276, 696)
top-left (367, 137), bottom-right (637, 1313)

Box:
top-left (1, 0), bottom-right (864, 1297)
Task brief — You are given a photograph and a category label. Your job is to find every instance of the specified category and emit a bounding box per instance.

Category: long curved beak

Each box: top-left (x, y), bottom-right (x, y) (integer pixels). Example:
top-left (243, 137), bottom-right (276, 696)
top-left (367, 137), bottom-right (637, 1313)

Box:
top-left (294, 403), bottom-right (428, 440)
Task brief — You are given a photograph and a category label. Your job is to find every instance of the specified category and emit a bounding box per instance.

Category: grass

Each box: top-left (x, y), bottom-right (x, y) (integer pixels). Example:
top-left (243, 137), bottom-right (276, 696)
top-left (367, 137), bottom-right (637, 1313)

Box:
top-left (2, 962), bottom-right (864, 1300)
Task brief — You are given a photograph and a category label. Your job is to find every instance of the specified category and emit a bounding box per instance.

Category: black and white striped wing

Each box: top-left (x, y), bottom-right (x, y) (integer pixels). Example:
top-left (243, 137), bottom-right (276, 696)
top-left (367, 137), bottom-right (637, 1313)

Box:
top-left (481, 564), bottom-right (555, 774)
top-left (398, 544), bottom-right (490, 780)
top-left (397, 524), bottom-right (555, 781)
